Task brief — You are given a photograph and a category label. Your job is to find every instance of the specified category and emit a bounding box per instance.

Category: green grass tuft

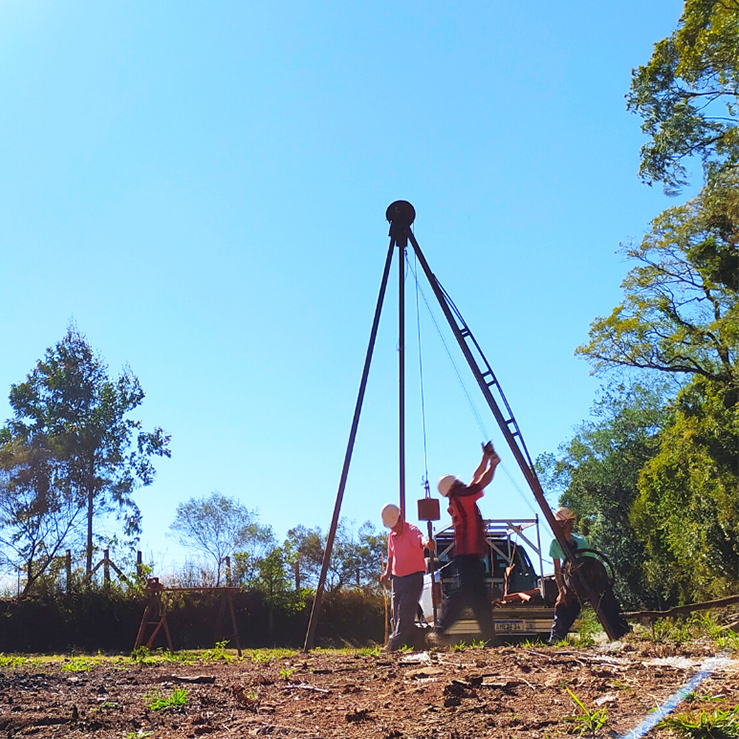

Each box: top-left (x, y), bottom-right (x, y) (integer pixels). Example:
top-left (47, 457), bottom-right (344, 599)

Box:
top-left (145, 687), bottom-right (188, 711)
top-left (658, 705), bottom-right (739, 739)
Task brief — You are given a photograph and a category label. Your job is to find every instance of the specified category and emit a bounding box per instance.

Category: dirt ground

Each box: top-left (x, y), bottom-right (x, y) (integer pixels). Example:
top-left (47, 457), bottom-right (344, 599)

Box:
top-left (1, 637), bottom-right (737, 739)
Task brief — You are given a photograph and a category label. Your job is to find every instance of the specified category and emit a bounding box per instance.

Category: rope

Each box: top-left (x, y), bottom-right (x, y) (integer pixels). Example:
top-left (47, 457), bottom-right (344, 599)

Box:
top-left (405, 256), bottom-right (489, 439)
top-left (411, 250), bottom-right (431, 494)
top-left (406, 252), bottom-right (552, 533)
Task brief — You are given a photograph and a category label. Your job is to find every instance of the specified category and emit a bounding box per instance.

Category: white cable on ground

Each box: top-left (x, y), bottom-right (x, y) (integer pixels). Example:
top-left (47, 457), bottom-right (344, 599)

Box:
top-left (617, 653), bottom-right (731, 739)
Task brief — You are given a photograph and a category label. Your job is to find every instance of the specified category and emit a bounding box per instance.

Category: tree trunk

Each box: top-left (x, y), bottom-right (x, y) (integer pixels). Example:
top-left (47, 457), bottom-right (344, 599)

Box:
top-left (86, 484), bottom-right (94, 575)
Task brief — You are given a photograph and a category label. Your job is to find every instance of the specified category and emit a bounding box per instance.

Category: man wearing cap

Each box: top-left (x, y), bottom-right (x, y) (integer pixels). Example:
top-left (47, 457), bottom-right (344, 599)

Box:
top-left (549, 506), bottom-right (590, 643)
top-left (432, 443), bottom-right (500, 645)
top-left (380, 504), bottom-right (435, 651)
top-left (549, 506), bottom-right (630, 642)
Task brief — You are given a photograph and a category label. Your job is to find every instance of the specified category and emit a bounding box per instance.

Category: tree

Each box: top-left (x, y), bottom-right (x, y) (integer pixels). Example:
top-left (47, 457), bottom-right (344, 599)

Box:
top-left (632, 376), bottom-right (739, 602)
top-left (286, 519), bottom-right (385, 591)
top-left (576, 187), bottom-right (738, 388)
top-left (0, 435), bottom-right (83, 595)
top-left (537, 382), bottom-right (672, 609)
top-left (627, 0), bottom-right (739, 193)
top-left (169, 492), bottom-right (274, 586)
top-left (576, 181), bottom-right (738, 603)
top-left (2, 325), bottom-right (171, 575)
top-left (249, 546), bottom-right (308, 639)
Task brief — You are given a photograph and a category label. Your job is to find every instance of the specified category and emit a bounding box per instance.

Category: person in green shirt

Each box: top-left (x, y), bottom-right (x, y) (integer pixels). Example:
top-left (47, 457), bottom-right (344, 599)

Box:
top-left (548, 507), bottom-right (630, 642)
top-left (549, 507), bottom-right (588, 642)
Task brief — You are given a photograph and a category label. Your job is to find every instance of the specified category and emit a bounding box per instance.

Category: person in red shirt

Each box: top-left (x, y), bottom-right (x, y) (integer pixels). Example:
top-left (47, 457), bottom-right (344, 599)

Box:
top-left (432, 443), bottom-right (500, 645)
top-left (380, 503), bottom-right (435, 651)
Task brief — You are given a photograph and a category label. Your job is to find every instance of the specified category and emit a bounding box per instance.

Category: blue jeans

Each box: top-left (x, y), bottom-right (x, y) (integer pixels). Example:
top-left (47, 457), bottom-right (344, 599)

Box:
top-left (388, 571), bottom-right (424, 651)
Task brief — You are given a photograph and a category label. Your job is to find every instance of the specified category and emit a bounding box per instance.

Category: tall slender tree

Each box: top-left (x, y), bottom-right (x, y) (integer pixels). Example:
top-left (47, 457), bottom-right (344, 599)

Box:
top-left (2, 325), bottom-right (171, 575)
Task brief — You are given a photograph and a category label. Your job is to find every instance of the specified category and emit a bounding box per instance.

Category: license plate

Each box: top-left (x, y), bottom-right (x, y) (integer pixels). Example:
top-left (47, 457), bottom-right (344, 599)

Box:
top-left (495, 620), bottom-right (524, 632)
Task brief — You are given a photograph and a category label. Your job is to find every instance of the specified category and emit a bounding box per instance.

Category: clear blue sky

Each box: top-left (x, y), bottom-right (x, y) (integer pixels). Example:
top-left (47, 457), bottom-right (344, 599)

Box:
top-left (0, 1), bottom-right (686, 577)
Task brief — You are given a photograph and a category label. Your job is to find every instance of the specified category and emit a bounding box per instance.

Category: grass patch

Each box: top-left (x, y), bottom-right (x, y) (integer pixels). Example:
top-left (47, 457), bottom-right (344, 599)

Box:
top-left (203, 640), bottom-right (234, 663)
top-left (61, 657), bottom-right (100, 672)
top-left (145, 687), bottom-right (188, 711)
top-left (658, 705), bottom-right (739, 739)
top-left (279, 666), bottom-right (296, 680)
top-left (0, 655), bottom-right (29, 668)
top-left (564, 688), bottom-right (609, 736)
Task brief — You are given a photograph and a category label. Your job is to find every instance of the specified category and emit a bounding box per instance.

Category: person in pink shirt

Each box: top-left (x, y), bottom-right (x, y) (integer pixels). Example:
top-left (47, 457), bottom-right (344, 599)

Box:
top-left (380, 503), bottom-right (435, 651)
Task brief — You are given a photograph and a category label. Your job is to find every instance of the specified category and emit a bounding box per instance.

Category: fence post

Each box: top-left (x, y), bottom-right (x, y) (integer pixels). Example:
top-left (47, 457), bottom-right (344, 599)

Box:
top-left (104, 549), bottom-right (110, 587)
top-left (66, 550), bottom-right (72, 594)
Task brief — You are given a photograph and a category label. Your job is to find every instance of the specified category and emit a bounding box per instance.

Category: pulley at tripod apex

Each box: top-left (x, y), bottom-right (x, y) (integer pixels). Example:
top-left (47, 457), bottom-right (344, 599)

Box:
top-left (386, 201), bottom-right (416, 247)
top-left (386, 200), bottom-right (416, 227)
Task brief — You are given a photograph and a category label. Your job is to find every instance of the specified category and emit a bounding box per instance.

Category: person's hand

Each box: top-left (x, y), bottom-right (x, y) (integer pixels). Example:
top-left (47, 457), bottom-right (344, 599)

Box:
top-left (380, 572), bottom-right (390, 587)
top-left (555, 591), bottom-right (570, 607)
top-left (424, 539), bottom-right (436, 553)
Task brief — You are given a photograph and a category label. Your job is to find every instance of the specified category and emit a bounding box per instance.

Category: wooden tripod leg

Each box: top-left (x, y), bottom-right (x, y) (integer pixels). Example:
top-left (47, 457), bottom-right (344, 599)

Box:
top-left (134, 604), bottom-right (153, 651)
top-left (227, 592), bottom-right (242, 657)
top-left (214, 593), bottom-right (227, 646)
top-left (162, 613), bottom-right (174, 652)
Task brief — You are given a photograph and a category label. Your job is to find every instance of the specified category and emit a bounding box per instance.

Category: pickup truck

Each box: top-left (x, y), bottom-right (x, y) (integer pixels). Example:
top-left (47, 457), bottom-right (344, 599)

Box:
top-left (419, 518), bottom-right (560, 641)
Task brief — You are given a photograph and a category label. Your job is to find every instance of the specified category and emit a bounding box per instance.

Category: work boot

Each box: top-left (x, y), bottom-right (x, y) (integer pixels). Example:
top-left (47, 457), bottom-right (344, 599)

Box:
top-left (425, 629), bottom-right (446, 649)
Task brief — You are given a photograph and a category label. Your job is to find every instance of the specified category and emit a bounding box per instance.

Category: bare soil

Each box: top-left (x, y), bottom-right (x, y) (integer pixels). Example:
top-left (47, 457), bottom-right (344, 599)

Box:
top-left (1, 639), bottom-right (737, 738)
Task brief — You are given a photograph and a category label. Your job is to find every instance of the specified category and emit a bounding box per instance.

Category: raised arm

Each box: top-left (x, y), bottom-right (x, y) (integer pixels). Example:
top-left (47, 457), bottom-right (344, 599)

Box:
top-left (471, 446), bottom-right (501, 490)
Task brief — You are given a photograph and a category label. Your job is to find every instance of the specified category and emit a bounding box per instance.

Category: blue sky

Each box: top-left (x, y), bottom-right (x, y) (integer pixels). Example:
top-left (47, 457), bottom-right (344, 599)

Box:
top-left (0, 1), bottom-right (687, 578)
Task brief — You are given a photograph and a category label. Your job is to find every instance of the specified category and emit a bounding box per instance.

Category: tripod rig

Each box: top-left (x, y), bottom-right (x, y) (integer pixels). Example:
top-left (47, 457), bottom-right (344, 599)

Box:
top-left (303, 201), bottom-right (624, 650)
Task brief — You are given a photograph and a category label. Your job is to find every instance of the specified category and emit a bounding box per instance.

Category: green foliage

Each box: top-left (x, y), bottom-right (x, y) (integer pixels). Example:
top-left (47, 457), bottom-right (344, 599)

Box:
top-left (278, 665), bottom-right (296, 680)
top-left (576, 192), bottom-right (737, 384)
top-left (694, 613), bottom-right (739, 651)
top-left (170, 492), bottom-right (274, 586)
top-left (286, 518), bottom-right (385, 591)
top-left (250, 652), bottom-right (273, 664)
top-left (203, 640), bottom-right (234, 663)
top-left (565, 689), bottom-right (609, 736)
top-left (633, 379), bottom-right (739, 601)
top-left (61, 657), bottom-right (99, 672)
top-left (658, 704), bottom-right (739, 739)
top-left (575, 184), bottom-right (739, 603)
top-left (627, 0), bottom-right (739, 193)
top-left (537, 382), bottom-right (670, 609)
top-left (246, 648), bottom-right (296, 663)
top-left (145, 687), bottom-right (188, 711)
top-left (0, 325), bottom-right (170, 587)
top-left (576, 608), bottom-right (604, 643)
top-left (0, 654), bottom-right (28, 668)
top-left (686, 691), bottom-right (726, 704)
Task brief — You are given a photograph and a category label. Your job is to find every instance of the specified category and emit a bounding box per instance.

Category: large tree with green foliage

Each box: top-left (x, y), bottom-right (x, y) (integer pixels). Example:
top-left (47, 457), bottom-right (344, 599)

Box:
top-left (633, 376), bottom-right (739, 601)
top-left (576, 186), bottom-right (738, 386)
top-left (169, 491), bottom-right (274, 586)
top-left (577, 185), bottom-right (738, 601)
top-left (286, 519), bottom-right (385, 591)
top-left (2, 326), bottom-right (171, 577)
top-left (0, 435), bottom-right (83, 595)
top-left (628, 0), bottom-right (739, 193)
top-left (537, 382), bottom-right (672, 609)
